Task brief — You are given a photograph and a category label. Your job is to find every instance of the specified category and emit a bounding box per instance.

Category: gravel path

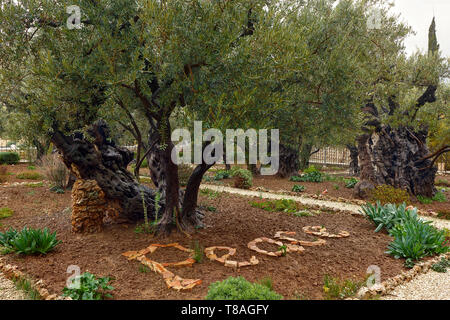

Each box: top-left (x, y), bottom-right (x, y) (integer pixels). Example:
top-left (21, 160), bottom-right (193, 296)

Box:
top-left (201, 184), bottom-right (450, 301)
top-left (0, 273), bottom-right (25, 300)
top-left (382, 270), bottom-right (450, 300)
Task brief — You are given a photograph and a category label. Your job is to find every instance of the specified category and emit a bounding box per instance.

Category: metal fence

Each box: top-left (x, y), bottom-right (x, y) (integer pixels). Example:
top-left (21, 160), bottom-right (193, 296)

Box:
top-left (309, 146), bottom-right (448, 173)
top-left (309, 147), bottom-right (351, 167)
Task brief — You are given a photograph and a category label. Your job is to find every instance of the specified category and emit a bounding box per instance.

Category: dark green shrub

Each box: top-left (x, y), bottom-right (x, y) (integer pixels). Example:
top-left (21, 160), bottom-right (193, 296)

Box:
top-left (205, 276), bottom-right (283, 300)
top-left (16, 172), bottom-right (43, 180)
top-left (360, 202), bottom-right (419, 232)
top-left (0, 152), bottom-right (20, 165)
top-left (370, 185), bottom-right (410, 205)
top-left (387, 220), bottom-right (449, 261)
top-left (62, 272), bottom-right (114, 300)
top-left (178, 164), bottom-right (193, 187)
top-left (292, 185), bottom-right (306, 192)
top-left (1, 227), bottom-right (61, 255)
top-left (231, 168), bottom-right (252, 189)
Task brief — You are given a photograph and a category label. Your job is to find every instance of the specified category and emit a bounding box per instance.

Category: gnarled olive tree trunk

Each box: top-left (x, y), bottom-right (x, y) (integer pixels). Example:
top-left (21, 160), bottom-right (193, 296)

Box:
top-left (51, 120), bottom-right (157, 232)
top-left (355, 86), bottom-right (440, 198)
top-left (346, 144), bottom-right (359, 176)
top-left (357, 127), bottom-right (438, 197)
top-left (278, 144), bottom-right (300, 178)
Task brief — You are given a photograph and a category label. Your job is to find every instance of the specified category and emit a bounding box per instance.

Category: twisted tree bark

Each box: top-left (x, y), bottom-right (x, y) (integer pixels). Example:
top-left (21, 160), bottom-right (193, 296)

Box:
top-left (278, 144), bottom-right (300, 178)
top-left (51, 120), bottom-right (157, 232)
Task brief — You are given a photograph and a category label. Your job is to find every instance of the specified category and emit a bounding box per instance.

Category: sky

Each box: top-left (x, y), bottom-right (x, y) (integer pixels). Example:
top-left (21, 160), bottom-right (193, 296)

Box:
top-left (389, 0), bottom-right (450, 57)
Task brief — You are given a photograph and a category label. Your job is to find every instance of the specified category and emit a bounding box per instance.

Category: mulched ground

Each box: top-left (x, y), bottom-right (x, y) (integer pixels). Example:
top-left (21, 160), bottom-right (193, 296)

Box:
top-left (0, 181), bottom-right (407, 300)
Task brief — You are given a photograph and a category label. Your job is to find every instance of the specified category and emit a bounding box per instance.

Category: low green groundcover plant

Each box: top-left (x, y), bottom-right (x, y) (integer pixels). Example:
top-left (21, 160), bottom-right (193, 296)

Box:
top-left (205, 276), bottom-right (283, 300)
top-left (0, 152), bottom-right (20, 165)
top-left (292, 185), bottom-right (306, 192)
top-left (16, 171), bottom-right (43, 180)
top-left (0, 227), bottom-right (61, 255)
top-left (369, 185), bottom-right (410, 205)
top-left (323, 275), bottom-right (365, 300)
top-left (431, 258), bottom-right (450, 273)
top-left (250, 199), bottom-right (298, 213)
top-left (0, 207), bottom-right (14, 219)
top-left (63, 272), bottom-right (114, 300)
top-left (344, 178), bottom-right (358, 189)
top-left (417, 191), bottom-right (447, 204)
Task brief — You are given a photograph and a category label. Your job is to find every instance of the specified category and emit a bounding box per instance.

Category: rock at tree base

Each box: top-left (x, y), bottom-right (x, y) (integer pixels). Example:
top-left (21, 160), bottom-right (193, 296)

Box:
top-left (353, 180), bottom-right (375, 199)
top-left (71, 179), bottom-right (121, 233)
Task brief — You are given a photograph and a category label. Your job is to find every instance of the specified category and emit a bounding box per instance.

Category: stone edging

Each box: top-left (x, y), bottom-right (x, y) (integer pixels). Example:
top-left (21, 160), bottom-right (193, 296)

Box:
top-left (355, 252), bottom-right (450, 299)
top-left (0, 258), bottom-right (69, 300)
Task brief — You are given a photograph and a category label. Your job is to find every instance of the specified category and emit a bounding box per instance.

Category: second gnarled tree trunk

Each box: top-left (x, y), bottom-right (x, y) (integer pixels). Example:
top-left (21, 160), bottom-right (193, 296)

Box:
top-left (355, 85), bottom-right (440, 198)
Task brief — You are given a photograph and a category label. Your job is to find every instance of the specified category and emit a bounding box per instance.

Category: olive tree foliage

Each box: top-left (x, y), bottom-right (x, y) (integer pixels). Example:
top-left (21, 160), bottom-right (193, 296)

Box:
top-left (0, 0), bottom-right (293, 233)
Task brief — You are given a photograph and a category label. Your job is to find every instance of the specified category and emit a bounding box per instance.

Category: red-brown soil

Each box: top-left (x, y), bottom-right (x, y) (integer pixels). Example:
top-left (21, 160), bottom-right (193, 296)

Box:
top-left (0, 180), bottom-right (407, 300)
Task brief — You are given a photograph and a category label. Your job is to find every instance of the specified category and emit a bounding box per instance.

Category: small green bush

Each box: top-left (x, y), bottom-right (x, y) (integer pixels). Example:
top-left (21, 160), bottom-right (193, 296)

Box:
top-left (231, 168), bottom-right (252, 189)
top-left (292, 185), bottom-right (306, 192)
top-left (0, 152), bottom-right (20, 165)
top-left (0, 207), bottom-right (14, 219)
top-left (205, 276), bottom-right (283, 300)
top-left (289, 175), bottom-right (302, 182)
top-left (214, 170), bottom-right (230, 180)
top-left (62, 272), bottom-right (114, 300)
top-left (387, 220), bottom-right (448, 261)
top-left (16, 172), bottom-right (43, 180)
top-left (178, 164), bottom-right (193, 187)
top-left (370, 185), bottom-right (410, 205)
top-left (291, 166), bottom-right (323, 183)
top-left (0, 227), bottom-right (61, 255)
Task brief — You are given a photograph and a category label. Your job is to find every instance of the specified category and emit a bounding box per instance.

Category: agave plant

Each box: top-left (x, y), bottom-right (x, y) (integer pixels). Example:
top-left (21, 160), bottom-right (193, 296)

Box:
top-left (360, 202), bottom-right (419, 232)
top-left (387, 220), bottom-right (449, 260)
